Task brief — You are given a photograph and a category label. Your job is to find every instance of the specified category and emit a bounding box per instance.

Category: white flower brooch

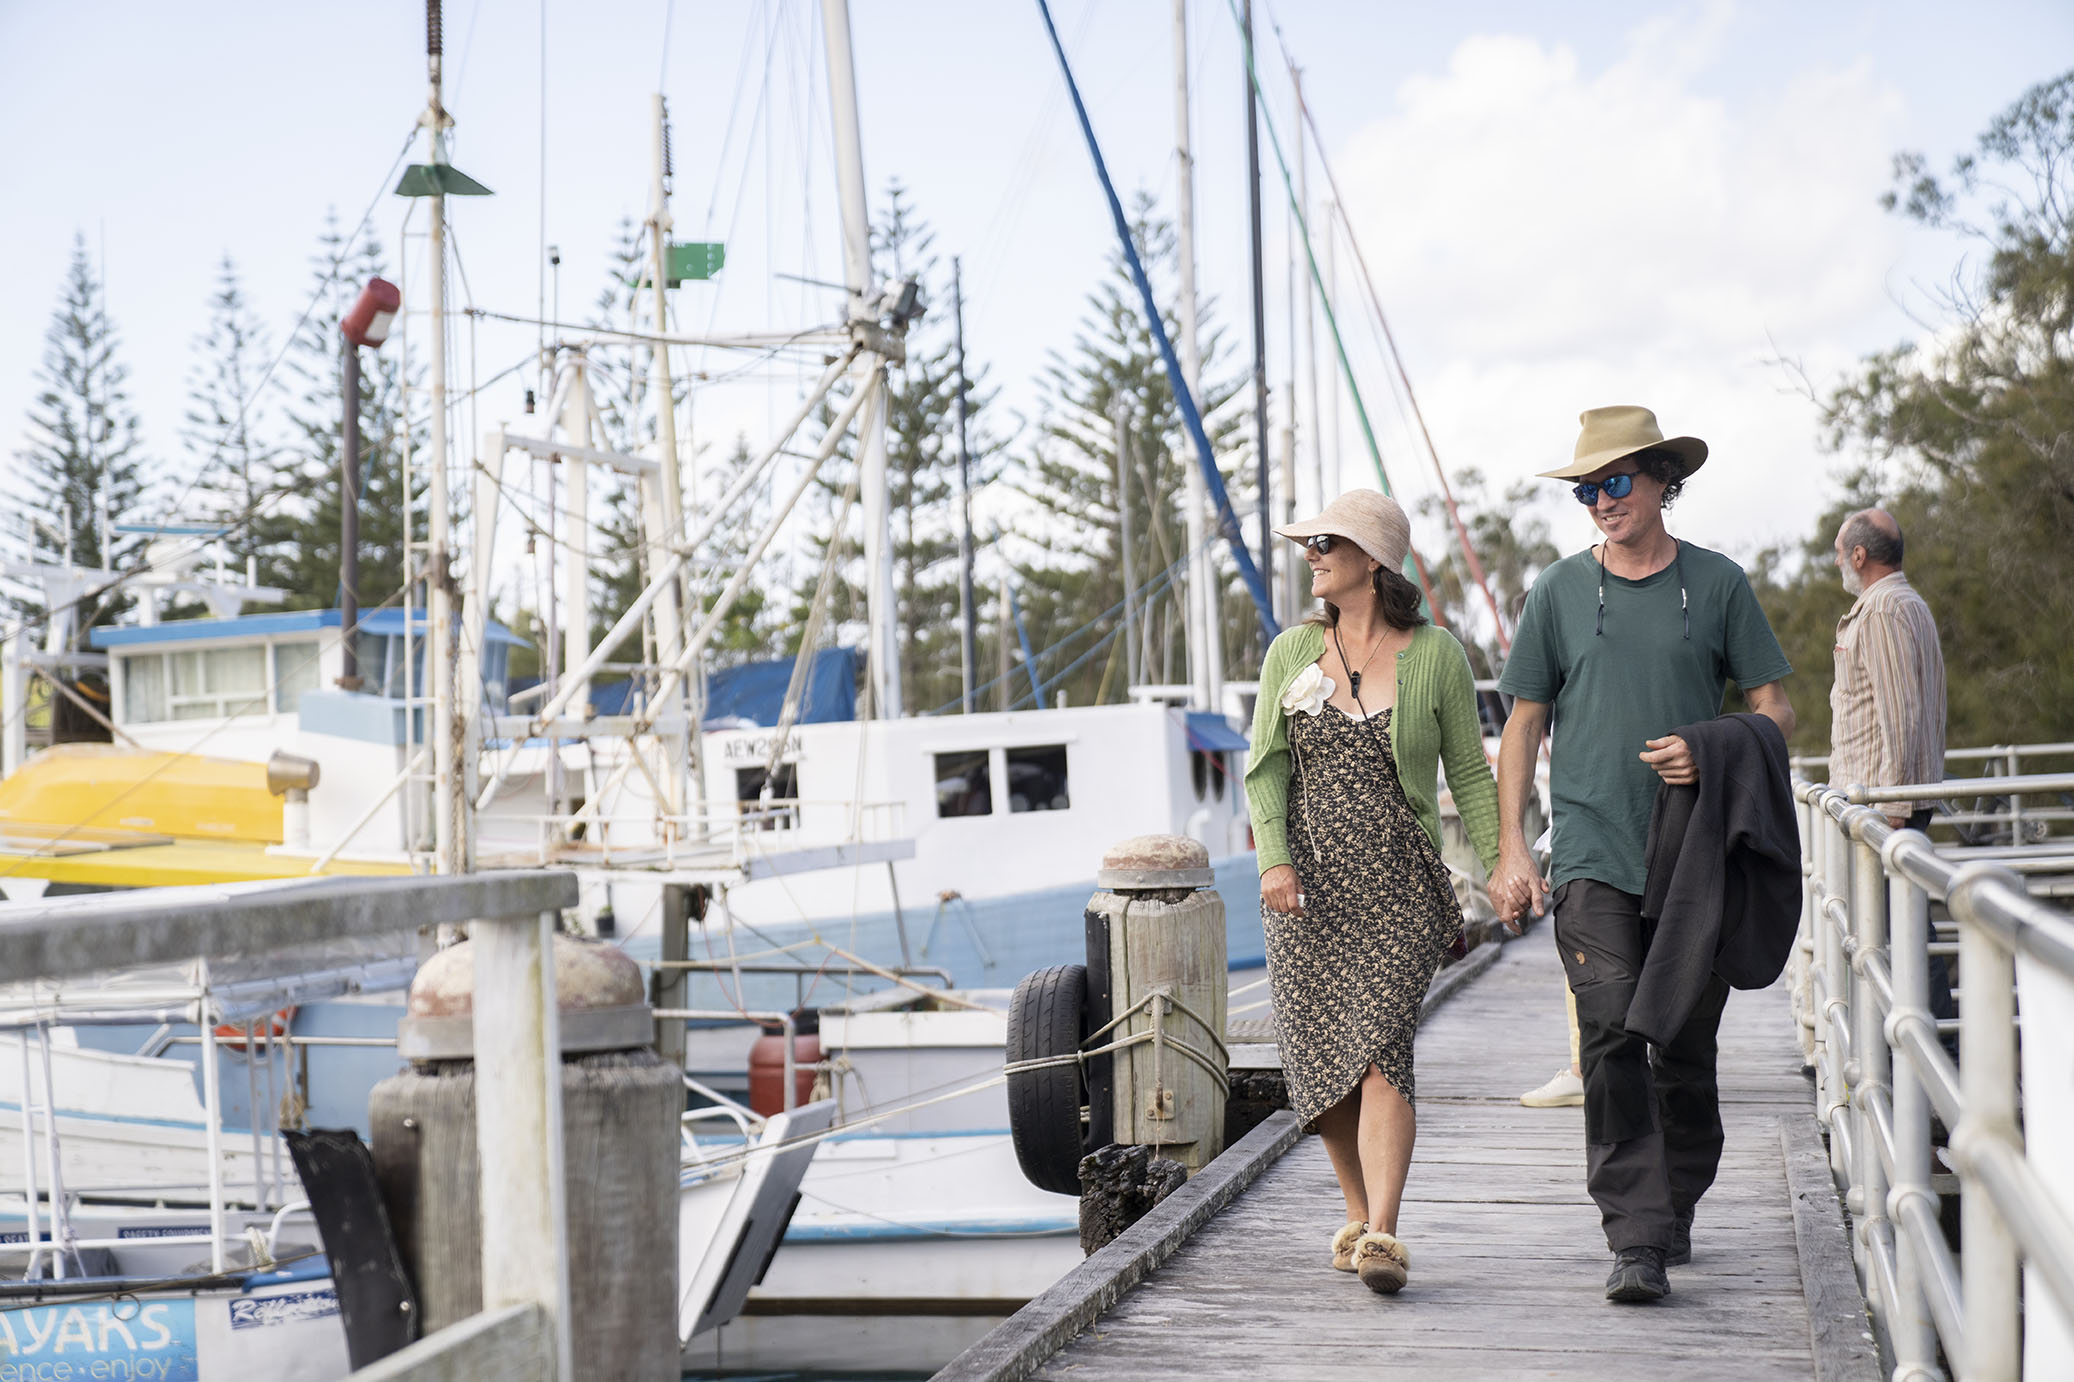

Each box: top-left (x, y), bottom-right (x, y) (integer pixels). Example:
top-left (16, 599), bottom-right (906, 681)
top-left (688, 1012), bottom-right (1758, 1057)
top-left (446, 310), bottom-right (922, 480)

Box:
top-left (1280, 663), bottom-right (1334, 718)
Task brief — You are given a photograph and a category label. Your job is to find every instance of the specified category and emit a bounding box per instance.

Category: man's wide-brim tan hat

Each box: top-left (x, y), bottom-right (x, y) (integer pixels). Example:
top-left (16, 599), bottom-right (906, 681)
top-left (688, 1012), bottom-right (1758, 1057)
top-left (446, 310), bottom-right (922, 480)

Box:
top-left (1539, 405), bottom-right (1708, 481)
top-left (1273, 489), bottom-right (1409, 570)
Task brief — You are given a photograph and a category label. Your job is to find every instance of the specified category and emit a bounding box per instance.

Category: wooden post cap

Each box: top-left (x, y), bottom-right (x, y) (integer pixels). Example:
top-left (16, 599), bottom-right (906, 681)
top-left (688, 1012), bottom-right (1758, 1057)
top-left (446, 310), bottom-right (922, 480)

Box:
top-left (1095, 833), bottom-right (1214, 891)
top-left (399, 933), bottom-right (653, 1059)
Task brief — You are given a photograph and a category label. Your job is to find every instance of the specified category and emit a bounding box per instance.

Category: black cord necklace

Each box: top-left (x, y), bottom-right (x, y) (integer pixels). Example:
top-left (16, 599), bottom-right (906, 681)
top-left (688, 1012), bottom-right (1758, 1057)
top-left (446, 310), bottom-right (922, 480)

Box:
top-left (1331, 625), bottom-right (1387, 703)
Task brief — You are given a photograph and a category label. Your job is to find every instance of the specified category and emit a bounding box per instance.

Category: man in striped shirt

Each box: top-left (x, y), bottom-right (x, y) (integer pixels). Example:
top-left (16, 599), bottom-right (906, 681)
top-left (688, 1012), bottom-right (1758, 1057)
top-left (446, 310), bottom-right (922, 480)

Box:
top-left (1829, 509), bottom-right (1946, 828)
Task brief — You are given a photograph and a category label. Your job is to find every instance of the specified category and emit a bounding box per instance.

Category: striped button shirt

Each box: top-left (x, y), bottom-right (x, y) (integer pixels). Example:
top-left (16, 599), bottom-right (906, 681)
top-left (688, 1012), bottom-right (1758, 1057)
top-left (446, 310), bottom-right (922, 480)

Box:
top-left (1829, 571), bottom-right (1946, 815)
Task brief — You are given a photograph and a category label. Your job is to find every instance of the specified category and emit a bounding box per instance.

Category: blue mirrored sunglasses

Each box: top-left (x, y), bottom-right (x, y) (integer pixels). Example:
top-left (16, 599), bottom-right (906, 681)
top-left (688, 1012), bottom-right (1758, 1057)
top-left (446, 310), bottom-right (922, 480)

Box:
top-left (1572, 472), bottom-right (1637, 505)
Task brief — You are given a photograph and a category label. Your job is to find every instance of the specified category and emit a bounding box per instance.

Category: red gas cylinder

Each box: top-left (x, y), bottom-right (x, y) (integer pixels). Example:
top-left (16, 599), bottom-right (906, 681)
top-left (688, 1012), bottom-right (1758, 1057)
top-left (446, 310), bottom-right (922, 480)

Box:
top-left (748, 1027), bottom-right (821, 1116)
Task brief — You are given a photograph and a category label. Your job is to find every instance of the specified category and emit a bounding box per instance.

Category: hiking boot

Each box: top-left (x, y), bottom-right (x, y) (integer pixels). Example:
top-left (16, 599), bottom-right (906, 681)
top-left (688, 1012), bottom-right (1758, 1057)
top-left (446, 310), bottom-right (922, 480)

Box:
top-left (1668, 1209), bottom-right (1694, 1266)
top-left (1520, 1066), bottom-right (1585, 1108)
top-left (1605, 1246), bottom-right (1670, 1303)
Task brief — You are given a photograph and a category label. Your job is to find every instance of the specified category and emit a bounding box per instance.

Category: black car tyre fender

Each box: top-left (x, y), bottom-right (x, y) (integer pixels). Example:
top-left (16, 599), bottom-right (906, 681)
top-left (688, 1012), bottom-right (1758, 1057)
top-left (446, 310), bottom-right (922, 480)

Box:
top-left (1006, 963), bottom-right (1089, 1195)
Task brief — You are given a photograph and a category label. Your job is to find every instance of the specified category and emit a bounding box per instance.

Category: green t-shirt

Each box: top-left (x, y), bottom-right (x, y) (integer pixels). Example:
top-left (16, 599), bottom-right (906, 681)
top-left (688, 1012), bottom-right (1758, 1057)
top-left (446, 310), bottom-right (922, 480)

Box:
top-left (1497, 540), bottom-right (1792, 896)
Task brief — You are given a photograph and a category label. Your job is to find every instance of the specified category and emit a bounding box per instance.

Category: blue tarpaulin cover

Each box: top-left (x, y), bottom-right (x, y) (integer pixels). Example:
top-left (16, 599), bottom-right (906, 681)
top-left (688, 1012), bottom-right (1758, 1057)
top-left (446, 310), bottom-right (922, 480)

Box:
top-left (587, 647), bottom-right (858, 726)
top-left (1185, 710), bottom-right (1249, 754)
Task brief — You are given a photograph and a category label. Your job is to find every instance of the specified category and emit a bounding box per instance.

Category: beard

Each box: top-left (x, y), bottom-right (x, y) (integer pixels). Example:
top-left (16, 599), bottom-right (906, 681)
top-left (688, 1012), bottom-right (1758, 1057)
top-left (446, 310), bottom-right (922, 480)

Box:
top-left (1840, 563), bottom-right (1863, 596)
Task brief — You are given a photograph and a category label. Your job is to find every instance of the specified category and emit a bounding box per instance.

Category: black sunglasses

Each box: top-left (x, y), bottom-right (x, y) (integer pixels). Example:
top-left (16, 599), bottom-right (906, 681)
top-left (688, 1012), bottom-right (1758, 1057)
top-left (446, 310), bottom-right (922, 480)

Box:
top-left (1572, 472), bottom-right (1638, 505)
top-left (1303, 534), bottom-right (1340, 555)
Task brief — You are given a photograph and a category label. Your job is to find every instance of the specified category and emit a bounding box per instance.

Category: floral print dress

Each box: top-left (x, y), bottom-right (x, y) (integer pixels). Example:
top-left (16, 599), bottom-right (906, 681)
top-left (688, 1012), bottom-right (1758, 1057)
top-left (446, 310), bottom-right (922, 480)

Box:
top-left (1262, 692), bottom-right (1465, 1125)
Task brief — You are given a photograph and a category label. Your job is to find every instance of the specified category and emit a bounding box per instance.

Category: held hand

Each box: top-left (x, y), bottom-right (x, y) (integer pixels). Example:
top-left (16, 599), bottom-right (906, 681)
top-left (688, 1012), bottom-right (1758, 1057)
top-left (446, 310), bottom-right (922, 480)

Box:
top-left (1487, 849), bottom-right (1548, 935)
top-left (1641, 734), bottom-right (1697, 786)
top-left (1261, 864), bottom-right (1304, 917)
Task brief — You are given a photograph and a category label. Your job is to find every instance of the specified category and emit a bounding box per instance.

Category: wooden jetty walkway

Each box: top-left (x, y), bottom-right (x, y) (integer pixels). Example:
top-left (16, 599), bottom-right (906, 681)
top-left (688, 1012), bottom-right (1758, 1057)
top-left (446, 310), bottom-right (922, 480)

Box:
top-left (944, 927), bottom-right (1878, 1381)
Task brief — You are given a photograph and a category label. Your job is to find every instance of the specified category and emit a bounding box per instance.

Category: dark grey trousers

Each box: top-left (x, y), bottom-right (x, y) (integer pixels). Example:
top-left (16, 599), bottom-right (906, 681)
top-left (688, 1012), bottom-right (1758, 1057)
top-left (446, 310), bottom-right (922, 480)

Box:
top-left (1553, 879), bottom-right (1731, 1253)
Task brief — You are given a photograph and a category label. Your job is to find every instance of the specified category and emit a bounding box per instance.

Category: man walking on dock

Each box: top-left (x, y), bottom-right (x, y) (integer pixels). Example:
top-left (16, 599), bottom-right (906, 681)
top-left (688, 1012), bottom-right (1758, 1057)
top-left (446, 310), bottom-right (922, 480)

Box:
top-left (1827, 509), bottom-right (1945, 830)
top-left (1487, 406), bottom-right (1797, 1303)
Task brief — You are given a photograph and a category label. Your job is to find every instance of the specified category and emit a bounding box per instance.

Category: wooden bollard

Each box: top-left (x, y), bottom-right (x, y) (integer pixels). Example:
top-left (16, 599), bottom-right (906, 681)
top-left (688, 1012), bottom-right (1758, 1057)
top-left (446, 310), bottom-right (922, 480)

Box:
top-left (370, 934), bottom-right (681, 1380)
top-left (1087, 834), bottom-right (1228, 1173)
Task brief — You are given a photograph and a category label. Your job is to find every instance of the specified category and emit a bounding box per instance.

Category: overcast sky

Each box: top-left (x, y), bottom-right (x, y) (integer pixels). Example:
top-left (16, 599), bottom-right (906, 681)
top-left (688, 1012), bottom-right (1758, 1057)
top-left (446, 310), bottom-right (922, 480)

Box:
top-left (2, 0), bottom-right (2068, 617)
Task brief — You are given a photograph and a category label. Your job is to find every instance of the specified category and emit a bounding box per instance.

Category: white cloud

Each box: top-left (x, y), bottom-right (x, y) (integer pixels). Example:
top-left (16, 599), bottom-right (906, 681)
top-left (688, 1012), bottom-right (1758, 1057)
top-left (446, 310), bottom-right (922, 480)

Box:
top-left (1325, 12), bottom-right (1909, 562)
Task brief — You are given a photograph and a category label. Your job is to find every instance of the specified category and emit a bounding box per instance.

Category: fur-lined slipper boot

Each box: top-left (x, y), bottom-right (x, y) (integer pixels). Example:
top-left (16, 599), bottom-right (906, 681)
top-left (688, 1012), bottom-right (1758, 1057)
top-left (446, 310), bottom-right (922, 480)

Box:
top-left (1354, 1230), bottom-right (1411, 1294)
top-left (1329, 1220), bottom-right (1368, 1272)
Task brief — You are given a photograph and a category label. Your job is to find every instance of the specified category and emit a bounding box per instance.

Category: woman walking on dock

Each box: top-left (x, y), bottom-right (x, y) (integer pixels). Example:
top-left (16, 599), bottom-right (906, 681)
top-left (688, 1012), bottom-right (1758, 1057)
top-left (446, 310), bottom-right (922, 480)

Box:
top-left (1245, 490), bottom-right (1503, 1295)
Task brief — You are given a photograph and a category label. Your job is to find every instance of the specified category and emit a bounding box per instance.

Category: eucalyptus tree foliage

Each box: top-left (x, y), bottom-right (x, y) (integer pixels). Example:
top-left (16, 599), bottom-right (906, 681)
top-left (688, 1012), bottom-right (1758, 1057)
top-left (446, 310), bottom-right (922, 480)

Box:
top-left (9, 234), bottom-right (152, 636)
top-left (1751, 70), bottom-right (2074, 752)
top-left (1013, 192), bottom-right (1245, 709)
top-left (1415, 470), bottom-right (1560, 679)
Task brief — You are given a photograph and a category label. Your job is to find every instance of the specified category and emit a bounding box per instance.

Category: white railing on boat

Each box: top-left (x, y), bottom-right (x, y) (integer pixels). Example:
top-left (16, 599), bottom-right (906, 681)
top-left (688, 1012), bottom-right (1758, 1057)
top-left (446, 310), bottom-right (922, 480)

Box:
top-left (0, 871), bottom-right (581, 1382)
top-left (1794, 766), bottom-right (2074, 1381)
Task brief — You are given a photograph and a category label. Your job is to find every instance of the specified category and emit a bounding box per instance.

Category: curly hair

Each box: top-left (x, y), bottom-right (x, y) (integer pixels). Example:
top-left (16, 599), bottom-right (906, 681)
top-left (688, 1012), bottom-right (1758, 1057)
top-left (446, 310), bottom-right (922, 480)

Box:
top-left (1633, 448), bottom-right (1687, 508)
top-left (1303, 563), bottom-right (1429, 632)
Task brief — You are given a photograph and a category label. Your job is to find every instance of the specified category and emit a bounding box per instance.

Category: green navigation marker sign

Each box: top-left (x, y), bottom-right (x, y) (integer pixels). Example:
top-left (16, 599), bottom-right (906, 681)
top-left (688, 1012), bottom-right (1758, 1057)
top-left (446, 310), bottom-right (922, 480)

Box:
top-left (640, 242), bottom-right (725, 288)
top-left (395, 164), bottom-right (494, 197)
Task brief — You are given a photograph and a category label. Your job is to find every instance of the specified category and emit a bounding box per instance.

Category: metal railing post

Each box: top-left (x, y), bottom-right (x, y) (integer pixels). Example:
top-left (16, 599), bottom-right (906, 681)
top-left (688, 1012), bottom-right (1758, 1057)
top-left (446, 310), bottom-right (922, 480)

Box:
top-left (1850, 828), bottom-right (1891, 1293)
top-left (1953, 867), bottom-right (2022, 1382)
top-left (2005, 748), bottom-right (2023, 842)
top-left (1793, 790), bottom-right (1819, 1064)
top-left (472, 908), bottom-right (575, 1382)
top-left (1883, 857), bottom-right (1943, 1381)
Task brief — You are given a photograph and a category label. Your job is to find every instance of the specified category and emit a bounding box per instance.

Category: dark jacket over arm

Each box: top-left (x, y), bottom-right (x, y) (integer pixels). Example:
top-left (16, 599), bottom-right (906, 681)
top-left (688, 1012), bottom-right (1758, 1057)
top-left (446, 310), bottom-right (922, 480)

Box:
top-left (1629, 712), bottom-right (1801, 1045)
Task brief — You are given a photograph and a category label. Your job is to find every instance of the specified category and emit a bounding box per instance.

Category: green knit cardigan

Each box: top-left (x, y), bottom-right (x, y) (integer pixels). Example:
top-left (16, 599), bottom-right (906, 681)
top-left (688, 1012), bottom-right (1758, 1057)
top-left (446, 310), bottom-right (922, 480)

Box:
top-left (1244, 621), bottom-right (1501, 878)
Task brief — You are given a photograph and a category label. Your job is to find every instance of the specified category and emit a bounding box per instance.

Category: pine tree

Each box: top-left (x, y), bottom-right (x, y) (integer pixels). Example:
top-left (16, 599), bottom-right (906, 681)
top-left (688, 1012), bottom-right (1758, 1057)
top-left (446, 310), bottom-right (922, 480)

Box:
top-left (586, 216), bottom-right (661, 647)
top-left (789, 181), bottom-right (1005, 714)
top-left (10, 234), bottom-right (151, 640)
top-left (181, 254), bottom-right (287, 584)
top-left (259, 212), bottom-right (423, 614)
top-left (1013, 193), bottom-right (1244, 709)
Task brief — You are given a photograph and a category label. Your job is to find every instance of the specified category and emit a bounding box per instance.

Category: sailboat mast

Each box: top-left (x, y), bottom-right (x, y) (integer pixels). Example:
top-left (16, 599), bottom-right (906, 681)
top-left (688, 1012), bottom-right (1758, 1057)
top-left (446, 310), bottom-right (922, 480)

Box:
top-left (1296, 66), bottom-right (1325, 523)
top-left (423, 2), bottom-right (460, 874)
top-left (1243, 0), bottom-right (1272, 617)
top-left (1173, 0), bottom-right (1221, 713)
top-left (647, 94), bottom-right (696, 828)
top-left (821, 0), bottom-right (901, 720)
top-left (953, 258), bottom-right (977, 716)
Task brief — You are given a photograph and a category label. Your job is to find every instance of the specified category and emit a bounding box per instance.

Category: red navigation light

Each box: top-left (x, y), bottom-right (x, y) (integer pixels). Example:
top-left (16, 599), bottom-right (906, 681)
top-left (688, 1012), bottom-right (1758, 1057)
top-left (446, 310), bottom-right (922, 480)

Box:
top-left (343, 277), bottom-right (402, 349)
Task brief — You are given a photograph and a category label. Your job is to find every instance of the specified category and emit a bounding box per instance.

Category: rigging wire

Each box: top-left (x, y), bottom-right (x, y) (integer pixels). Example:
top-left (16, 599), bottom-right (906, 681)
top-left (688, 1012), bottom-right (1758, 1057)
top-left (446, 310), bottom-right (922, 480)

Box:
top-left (1255, 0), bottom-right (1511, 647)
top-left (1210, 0), bottom-right (1450, 624)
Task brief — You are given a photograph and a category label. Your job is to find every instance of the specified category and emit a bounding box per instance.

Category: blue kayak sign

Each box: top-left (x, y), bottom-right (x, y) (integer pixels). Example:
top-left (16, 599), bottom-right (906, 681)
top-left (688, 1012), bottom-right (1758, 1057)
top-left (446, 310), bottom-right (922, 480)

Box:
top-left (0, 1298), bottom-right (198, 1381)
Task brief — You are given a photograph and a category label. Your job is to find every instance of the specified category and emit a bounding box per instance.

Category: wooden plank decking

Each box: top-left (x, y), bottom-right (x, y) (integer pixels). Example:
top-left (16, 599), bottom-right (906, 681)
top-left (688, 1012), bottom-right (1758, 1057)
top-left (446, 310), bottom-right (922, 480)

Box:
top-left (1004, 927), bottom-right (1877, 1381)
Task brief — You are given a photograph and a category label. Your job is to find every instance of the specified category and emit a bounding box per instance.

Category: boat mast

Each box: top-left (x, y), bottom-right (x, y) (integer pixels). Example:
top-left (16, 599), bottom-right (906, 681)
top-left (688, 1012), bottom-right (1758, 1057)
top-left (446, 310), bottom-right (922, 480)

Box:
top-left (1243, 0), bottom-right (1272, 629)
top-left (953, 258), bottom-right (977, 716)
top-left (821, 0), bottom-right (901, 720)
top-left (1296, 66), bottom-right (1326, 522)
top-left (423, 2), bottom-right (460, 873)
top-left (1173, 0), bottom-right (1221, 712)
top-left (646, 94), bottom-right (696, 827)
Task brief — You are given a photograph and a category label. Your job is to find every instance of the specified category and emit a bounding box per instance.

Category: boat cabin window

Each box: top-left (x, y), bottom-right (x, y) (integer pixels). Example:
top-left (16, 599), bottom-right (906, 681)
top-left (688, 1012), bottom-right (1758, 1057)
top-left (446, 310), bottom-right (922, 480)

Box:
top-left (1007, 744), bottom-right (1070, 812)
top-left (1191, 749), bottom-right (1228, 802)
top-left (351, 632), bottom-right (510, 711)
top-left (935, 751), bottom-right (992, 818)
top-left (735, 763), bottom-right (799, 832)
top-left (274, 640), bottom-right (321, 713)
top-left (124, 643), bottom-right (283, 722)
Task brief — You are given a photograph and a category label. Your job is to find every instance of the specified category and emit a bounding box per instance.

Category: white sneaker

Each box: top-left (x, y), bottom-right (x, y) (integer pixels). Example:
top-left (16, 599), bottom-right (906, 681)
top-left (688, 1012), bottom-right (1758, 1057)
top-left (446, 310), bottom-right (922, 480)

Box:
top-left (1520, 1067), bottom-right (1584, 1107)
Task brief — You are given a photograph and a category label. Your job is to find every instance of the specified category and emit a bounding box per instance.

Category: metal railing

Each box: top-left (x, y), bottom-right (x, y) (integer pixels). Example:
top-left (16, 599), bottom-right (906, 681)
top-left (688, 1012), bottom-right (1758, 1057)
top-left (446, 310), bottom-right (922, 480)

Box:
top-left (1796, 743), bottom-right (2074, 839)
top-left (1794, 770), bottom-right (2074, 1381)
top-left (0, 871), bottom-right (581, 1382)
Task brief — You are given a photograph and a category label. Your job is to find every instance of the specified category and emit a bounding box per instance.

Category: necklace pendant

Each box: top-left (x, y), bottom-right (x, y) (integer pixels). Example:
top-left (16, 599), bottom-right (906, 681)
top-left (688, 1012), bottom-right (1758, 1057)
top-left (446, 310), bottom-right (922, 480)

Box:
top-left (1349, 671), bottom-right (1362, 697)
